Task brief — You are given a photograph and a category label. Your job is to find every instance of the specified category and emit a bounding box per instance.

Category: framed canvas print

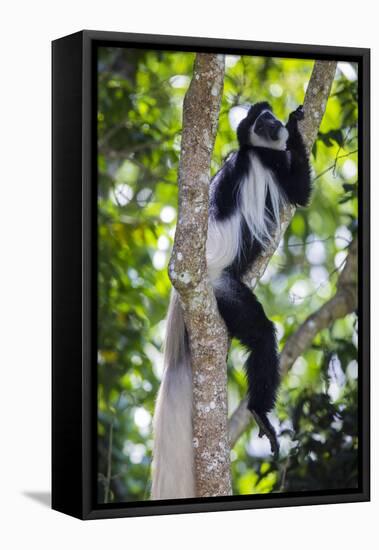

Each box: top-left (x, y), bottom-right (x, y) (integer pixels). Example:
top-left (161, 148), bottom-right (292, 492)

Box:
top-left (52, 30), bottom-right (370, 519)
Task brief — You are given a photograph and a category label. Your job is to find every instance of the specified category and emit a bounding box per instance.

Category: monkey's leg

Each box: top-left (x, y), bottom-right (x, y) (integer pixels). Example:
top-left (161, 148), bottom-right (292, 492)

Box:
top-left (214, 274), bottom-right (280, 458)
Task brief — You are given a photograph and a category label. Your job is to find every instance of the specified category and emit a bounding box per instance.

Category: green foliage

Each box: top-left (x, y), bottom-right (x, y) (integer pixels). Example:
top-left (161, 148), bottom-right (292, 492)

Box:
top-left (97, 48), bottom-right (358, 503)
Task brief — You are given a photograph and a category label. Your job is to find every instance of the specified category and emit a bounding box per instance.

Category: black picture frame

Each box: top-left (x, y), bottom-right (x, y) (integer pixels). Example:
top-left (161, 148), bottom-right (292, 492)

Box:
top-left (52, 30), bottom-right (370, 520)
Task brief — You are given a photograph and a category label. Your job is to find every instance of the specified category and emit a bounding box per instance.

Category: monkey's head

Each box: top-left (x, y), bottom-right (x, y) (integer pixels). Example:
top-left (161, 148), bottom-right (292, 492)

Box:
top-left (236, 102), bottom-right (289, 151)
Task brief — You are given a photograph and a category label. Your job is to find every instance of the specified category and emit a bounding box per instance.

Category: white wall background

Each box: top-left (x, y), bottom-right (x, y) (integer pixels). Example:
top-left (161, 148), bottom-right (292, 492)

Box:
top-left (0, 1), bottom-right (376, 548)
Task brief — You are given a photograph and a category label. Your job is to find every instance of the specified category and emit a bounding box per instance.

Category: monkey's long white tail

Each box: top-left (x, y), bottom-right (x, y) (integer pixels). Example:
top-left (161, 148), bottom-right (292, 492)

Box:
top-left (151, 291), bottom-right (195, 499)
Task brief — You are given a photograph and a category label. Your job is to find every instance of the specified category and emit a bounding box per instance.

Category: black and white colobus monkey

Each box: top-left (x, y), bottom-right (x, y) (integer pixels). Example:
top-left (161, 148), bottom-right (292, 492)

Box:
top-left (152, 102), bottom-right (312, 500)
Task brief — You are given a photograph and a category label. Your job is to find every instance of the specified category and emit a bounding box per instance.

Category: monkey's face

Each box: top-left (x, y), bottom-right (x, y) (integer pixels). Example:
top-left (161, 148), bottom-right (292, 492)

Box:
top-left (250, 110), bottom-right (289, 150)
top-left (236, 102), bottom-right (289, 151)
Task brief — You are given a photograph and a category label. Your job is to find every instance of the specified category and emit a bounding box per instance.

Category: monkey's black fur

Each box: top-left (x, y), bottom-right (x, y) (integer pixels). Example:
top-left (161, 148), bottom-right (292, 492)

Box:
top-left (209, 102), bottom-right (311, 451)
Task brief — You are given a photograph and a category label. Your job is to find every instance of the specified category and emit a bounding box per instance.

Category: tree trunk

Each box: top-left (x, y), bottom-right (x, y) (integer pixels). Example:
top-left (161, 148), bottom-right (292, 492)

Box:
top-left (168, 53), bottom-right (232, 497)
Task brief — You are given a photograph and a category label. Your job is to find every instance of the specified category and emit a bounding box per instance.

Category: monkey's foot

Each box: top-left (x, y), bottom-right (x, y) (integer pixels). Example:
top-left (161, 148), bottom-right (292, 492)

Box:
top-left (251, 410), bottom-right (280, 460)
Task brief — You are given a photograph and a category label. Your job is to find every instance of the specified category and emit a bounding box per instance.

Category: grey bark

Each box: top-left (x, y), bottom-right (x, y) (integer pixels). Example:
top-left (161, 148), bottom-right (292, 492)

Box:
top-left (168, 53), bottom-right (232, 497)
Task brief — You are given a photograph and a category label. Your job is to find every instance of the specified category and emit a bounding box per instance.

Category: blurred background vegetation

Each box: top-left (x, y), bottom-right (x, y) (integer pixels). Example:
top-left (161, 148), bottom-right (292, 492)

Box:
top-left (97, 47), bottom-right (358, 503)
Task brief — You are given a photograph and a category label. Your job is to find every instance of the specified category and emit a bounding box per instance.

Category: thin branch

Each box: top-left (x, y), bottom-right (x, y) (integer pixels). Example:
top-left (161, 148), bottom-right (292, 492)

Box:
top-left (332, 126), bottom-right (352, 176)
top-left (279, 453), bottom-right (292, 492)
top-left (104, 418), bottom-right (114, 504)
top-left (288, 253), bottom-right (349, 304)
top-left (100, 133), bottom-right (179, 157)
top-left (280, 237), bottom-right (357, 375)
top-left (282, 235), bottom-right (351, 248)
top-left (313, 149), bottom-right (358, 182)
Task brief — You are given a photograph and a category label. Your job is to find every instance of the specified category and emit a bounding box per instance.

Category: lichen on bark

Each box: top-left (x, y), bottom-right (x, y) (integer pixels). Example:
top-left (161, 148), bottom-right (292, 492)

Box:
top-left (169, 53), bottom-right (232, 497)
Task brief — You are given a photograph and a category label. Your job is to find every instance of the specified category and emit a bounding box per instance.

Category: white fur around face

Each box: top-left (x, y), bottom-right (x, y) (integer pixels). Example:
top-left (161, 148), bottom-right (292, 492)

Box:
top-left (250, 113), bottom-right (289, 151)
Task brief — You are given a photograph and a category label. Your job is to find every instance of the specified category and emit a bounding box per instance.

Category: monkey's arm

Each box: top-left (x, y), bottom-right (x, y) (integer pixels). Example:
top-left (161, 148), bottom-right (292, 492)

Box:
top-left (254, 106), bottom-right (312, 207)
top-left (283, 105), bottom-right (312, 206)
